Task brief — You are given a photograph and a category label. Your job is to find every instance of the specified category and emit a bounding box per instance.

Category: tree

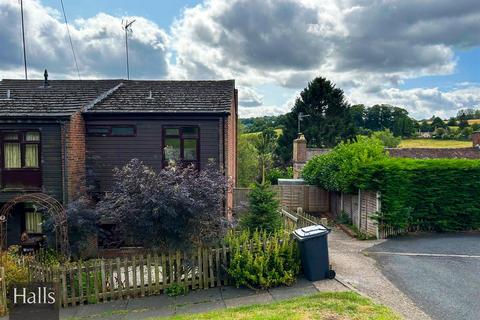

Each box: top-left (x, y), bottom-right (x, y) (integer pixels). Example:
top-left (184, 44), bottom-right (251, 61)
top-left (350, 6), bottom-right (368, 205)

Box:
top-left (302, 136), bottom-right (388, 192)
top-left (351, 104), bottom-right (366, 128)
top-left (431, 117), bottom-right (446, 129)
top-left (372, 129), bottom-right (401, 148)
top-left (253, 128), bottom-right (278, 184)
top-left (420, 120), bottom-right (432, 132)
top-left (458, 119), bottom-right (470, 130)
top-left (447, 117), bottom-right (458, 126)
top-left (239, 183), bottom-right (281, 233)
top-left (96, 159), bottom-right (228, 250)
top-left (276, 77), bottom-right (356, 164)
top-left (237, 132), bottom-right (260, 187)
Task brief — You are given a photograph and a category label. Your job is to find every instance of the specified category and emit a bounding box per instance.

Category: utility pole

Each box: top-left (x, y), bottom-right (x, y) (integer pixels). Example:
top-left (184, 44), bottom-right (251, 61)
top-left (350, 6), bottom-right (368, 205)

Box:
top-left (122, 19), bottom-right (135, 80)
top-left (20, 0), bottom-right (28, 79)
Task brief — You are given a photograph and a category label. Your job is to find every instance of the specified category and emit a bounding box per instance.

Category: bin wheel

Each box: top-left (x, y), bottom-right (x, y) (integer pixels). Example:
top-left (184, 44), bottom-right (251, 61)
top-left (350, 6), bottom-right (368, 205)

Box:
top-left (327, 269), bottom-right (336, 279)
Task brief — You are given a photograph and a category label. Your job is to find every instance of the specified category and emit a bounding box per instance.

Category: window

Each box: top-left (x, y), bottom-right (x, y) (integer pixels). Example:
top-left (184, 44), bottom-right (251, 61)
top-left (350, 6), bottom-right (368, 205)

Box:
top-left (25, 210), bottom-right (42, 233)
top-left (1, 131), bottom-right (42, 189)
top-left (87, 125), bottom-right (136, 137)
top-left (2, 131), bottom-right (40, 169)
top-left (163, 126), bottom-right (199, 167)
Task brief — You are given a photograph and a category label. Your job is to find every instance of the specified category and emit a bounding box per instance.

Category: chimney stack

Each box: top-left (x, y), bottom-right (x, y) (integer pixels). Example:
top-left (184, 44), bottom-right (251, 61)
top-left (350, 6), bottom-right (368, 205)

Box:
top-left (6, 89), bottom-right (11, 99)
top-left (43, 69), bottom-right (49, 88)
top-left (472, 131), bottom-right (480, 148)
top-left (292, 133), bottom-right (307, 178)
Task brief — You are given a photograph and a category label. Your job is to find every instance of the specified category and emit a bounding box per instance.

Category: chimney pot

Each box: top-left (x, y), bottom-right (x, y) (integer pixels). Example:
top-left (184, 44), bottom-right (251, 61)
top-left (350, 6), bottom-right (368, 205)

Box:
top-left (6, 89), bottom-right (11, 99)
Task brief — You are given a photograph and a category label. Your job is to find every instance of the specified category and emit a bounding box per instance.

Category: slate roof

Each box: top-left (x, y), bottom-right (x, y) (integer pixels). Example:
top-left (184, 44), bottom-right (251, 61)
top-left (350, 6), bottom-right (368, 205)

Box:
top-left (0, 79), bottom-right (235, 117)
top-left (0, 79), bottom-right (122, 116)
top-left (386, 147), bottom-right (480, 159)
top-left (87, 80), bottom-right (235, 113)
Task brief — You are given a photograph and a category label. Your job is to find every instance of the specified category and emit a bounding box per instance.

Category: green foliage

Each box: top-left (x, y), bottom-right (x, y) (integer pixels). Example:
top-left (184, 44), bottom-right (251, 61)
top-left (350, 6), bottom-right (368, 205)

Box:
top-left (225, 230), bottom-right (300, 290)
top-left (165, 283), bottom-right (189, 297)
top-left (240, 115), bottom-right (286, 134)
top-left (1, 246), bottom-right (30, 295)
top-left (276, 77), bottom-right (356, 164)
top-left (351, 104), bottom-right (417, 137)
top-left (357, 158), bottom-right (480, 232)
top-left (431, 117), bottom-right (446, 129)
top-left (302, 136), bottom-right (388, 192)
top-left (240, 183), bottom-right (281, 233)
top-left (371, 129), bottom-right (401, 148)
top-left (337, 211), bottom-right (352, 225)
top-left (266, 167), bottom-right (293, 185)
top-left (237, 130), bottom-right (260, 187)
top-left (253, 129), bottom-right (278, 184)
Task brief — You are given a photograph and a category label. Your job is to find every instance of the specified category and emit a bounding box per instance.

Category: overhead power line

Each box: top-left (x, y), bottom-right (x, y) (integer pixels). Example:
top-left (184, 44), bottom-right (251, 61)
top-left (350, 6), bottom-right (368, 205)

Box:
top-left (60, 0), bottom-right (81, 79)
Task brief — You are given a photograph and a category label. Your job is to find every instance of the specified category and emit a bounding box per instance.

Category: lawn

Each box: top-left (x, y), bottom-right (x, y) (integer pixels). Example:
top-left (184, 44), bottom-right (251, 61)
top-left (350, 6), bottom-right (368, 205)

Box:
top-left (162, 292), bottom-right (400, 320)
top-left (400, 138), bottom-right (471, 148)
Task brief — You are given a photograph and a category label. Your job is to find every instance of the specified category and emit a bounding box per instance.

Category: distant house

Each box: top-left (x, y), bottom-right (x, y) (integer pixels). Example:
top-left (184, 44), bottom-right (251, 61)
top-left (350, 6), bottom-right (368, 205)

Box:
top-left (0, 74), bottom-right (238, 247)
top-left (292, 133), bottom-right (480, 178)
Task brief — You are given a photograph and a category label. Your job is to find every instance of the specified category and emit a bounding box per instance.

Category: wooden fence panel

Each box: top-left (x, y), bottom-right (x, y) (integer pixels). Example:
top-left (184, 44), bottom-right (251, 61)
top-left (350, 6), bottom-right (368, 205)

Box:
top-left (0, 267), bottom-right (6, 316)
top-left (234, 185), bottom-right (330, 215)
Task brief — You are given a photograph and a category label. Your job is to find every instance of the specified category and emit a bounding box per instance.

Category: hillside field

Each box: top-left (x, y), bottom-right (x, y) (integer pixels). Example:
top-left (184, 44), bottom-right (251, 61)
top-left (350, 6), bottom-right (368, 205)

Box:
top-left (400, 139), bottom-right (472, 148)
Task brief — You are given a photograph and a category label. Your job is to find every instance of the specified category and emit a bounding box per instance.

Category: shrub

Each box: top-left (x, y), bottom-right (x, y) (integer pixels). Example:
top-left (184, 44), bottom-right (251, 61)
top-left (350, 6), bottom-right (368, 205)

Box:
top-left (266, 167), bottom-right (293, 185)
top-left (43, 196), bottom-right (99, 259)
top-left (240, 183), bottom-right (281, 233)
top-left (357, 158), bottom-right (480, 231)
top-left (302, 136), bottom-right (388, 192)
top-left (96, 159), bottom-right (229, 250)
top-left (371, 129), bottom-right (401, 148)
top-left (0, 246), bottom-right (30, 292)
top-left (225, 230), bottom-right (300, 290)
top-left (165, 283), bottom-right (189, 297)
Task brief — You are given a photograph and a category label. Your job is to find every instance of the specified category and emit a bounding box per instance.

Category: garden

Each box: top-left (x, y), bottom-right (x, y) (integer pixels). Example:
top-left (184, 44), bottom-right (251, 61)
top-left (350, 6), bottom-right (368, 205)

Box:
top-left (0, 159), bottom-right (304, 314)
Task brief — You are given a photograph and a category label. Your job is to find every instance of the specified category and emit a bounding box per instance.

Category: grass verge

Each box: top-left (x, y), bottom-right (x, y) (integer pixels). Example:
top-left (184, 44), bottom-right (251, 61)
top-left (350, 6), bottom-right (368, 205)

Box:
top-left (161, 292), bottom-right (401, 320)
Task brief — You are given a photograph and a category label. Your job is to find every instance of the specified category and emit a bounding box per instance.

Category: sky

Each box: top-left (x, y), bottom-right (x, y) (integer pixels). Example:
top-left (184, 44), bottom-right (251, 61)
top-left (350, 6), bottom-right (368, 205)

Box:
top-left (1, 0), bottom-right (480, 119)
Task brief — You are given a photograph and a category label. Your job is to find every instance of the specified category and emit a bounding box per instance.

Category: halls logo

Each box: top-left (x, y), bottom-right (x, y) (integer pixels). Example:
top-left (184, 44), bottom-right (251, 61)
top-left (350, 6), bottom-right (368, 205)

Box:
top-left (13, 286), bottom-right (56, 304)
top-left (9, 282), bottom-right (59, 320)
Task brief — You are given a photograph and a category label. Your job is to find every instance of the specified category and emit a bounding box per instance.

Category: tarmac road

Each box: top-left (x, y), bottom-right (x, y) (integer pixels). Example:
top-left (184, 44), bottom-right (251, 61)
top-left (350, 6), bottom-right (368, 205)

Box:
top-left (366, 232), bottom-right (480, 320)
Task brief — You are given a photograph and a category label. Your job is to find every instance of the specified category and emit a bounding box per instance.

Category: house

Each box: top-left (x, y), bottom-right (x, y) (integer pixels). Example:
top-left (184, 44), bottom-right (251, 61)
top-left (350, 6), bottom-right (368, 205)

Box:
top-left (0, 73), bottom-right (237, 248)
top-left (292, 133), bottom-right (480, 178)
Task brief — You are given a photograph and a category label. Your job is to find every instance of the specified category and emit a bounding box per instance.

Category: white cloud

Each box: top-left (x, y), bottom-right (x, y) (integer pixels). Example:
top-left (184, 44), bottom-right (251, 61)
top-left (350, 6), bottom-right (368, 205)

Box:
top-left (2, 0), bottom-right (480, 119)
top-left (0, 0), bottom-right (169, 79)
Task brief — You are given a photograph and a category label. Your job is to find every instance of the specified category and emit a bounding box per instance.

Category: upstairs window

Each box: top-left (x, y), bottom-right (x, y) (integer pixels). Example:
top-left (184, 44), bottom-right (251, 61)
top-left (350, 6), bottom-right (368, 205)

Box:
top-left (87, 125), bottom-right (136, 137)
top-left (1, 131), bottom-right (42, 189)
top-left (163, 126), bottom-right (199, 167)
top-left (2, 131), bottom-right (40, 169)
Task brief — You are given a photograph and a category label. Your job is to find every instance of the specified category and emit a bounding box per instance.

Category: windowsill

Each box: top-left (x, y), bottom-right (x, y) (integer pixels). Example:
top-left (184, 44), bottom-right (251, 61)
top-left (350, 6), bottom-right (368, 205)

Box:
top-left (1, 187), bottom-right (42, 192)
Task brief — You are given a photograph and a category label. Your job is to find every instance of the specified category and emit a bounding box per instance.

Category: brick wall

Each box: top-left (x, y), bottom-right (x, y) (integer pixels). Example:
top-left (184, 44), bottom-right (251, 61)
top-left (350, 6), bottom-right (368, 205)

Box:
top-left (65, 111), bottom-right (87, 202)
top-left (224, 90), bottom-right (238, 218)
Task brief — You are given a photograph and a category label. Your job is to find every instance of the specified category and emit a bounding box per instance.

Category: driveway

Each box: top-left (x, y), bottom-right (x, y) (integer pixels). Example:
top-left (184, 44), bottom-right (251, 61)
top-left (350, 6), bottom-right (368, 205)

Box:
top-left (366, 232), bottom-right (480, 320)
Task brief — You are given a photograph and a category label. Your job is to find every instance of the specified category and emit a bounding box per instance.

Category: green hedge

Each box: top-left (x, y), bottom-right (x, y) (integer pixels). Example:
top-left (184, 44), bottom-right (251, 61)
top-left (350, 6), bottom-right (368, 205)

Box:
top-left (357, 158), bottom-right (480, 231)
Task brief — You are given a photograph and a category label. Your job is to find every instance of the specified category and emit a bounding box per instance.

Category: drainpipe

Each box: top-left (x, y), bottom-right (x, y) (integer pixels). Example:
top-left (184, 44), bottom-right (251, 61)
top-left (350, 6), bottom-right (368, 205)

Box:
top-left (60, 121), bottom-right (68, 205)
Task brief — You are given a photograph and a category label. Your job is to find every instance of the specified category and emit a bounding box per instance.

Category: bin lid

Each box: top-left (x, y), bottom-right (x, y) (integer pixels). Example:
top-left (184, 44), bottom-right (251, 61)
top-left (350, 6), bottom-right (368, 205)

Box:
top-left (293, 225), bottom-right (329, 240)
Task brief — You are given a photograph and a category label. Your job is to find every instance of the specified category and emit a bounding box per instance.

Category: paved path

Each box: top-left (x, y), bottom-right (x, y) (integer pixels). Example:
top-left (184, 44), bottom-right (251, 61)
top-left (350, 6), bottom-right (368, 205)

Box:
top-left (328, 228), bottom-right (431, 320)
top-left (57, 277), bottom-right (348, 319)
top-left (366, 232), bottom-right (480, 320)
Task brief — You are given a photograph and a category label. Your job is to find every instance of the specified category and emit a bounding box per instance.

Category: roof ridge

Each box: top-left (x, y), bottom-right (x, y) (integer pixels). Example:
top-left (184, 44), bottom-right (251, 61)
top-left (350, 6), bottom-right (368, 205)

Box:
top-left (83, 82), bottom-right (124, 111)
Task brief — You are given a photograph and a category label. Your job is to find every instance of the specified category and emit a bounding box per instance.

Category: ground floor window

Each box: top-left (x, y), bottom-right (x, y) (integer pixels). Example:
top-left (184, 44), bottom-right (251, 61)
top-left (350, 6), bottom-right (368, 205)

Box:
top-left (25, 204), bottom-right (42, 234)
